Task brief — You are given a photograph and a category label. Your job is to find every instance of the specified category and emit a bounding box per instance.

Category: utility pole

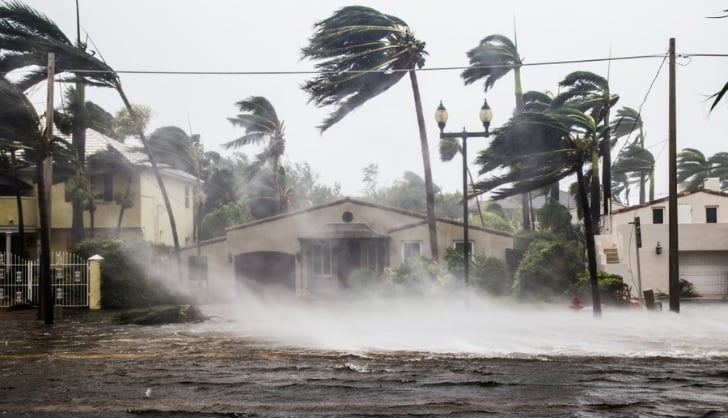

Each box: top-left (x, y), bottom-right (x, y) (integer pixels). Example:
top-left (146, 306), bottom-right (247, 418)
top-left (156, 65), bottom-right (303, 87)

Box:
top-left (668, 38), bottom-right (680, 313)
top-left (40, 52), bottom-right (55, 324)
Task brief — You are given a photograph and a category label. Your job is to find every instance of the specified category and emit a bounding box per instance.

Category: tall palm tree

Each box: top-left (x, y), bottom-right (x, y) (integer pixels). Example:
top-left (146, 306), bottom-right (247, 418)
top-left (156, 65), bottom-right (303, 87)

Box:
top-left (301, 6), bottom-right (440, 260)
top-left (474, 108), bottom-right (603, 316)
top-left (554, 71), bottom-right (619, 233)
top-left (224, 96), bottom-right (286, 215)
top-left (1, 1), bottom-right (182, 266)
top-left (462, 34), bottom-right (531, 229)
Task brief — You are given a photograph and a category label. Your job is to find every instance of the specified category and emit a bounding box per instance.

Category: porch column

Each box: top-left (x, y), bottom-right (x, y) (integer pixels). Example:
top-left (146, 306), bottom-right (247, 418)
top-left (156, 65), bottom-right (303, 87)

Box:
top-left (88, 254), bottom-right (103, 310)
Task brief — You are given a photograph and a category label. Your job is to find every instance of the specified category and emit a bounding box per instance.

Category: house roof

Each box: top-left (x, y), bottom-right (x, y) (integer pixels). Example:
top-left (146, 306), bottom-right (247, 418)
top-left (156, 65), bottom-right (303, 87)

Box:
top-left (611, 188), bottom-right (728, 215)
top-left (224, 197), bottom-right (513, 238)
top-left (57, 128), bottom-right (197, 182)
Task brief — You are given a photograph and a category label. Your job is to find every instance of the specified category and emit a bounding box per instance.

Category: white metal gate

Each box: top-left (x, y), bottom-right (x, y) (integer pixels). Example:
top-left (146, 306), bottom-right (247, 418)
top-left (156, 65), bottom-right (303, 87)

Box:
top-left (0, 251), bottom-right (89, 308)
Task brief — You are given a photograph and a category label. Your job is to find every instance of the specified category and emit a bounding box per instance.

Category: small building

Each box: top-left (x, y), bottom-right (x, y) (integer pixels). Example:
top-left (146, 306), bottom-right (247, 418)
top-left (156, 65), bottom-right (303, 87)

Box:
top-left (597, 178), bottom-right (728, 297)
top-left (180, 197), bottom-right (513, 299)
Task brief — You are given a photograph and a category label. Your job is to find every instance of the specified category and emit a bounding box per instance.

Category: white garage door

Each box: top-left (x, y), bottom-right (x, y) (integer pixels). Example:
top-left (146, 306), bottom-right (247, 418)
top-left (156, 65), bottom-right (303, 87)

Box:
top-left (679, 252), bottom-right (728, 296)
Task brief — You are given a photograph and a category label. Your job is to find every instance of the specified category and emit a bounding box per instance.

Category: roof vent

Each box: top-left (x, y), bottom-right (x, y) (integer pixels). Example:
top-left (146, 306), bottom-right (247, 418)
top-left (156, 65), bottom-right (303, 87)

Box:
top-left (342, 211), bottom-right (354, 223)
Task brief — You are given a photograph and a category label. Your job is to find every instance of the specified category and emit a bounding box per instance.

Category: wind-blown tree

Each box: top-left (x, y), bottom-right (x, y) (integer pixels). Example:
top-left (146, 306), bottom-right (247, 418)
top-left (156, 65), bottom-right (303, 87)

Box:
top-left (461, 34), bottom-right (532, 229)
top-left (611, 144), bottom-right (655, 205)
top-left (553, 71), bottom-right (619, 232)
top-left (86, 147), bottom-right (134, 237)
top-left (301, 6), bottom-right (441, 260)
top-left (224, 96), bottom-right (286, 215)
top-left (474, 109), bottom-right (603, 316)
top-left (610, 106), bottom-right (652, 203)
top-left (677, 148), bottom-right (728, 191)
top-left (0, 1), bottom-right (182, 266)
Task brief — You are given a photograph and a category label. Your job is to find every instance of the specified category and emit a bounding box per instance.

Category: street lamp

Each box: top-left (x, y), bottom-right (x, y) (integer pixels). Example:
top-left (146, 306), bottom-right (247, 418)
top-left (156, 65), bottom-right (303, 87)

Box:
top-left (435, 99), bottom-right (493, 288)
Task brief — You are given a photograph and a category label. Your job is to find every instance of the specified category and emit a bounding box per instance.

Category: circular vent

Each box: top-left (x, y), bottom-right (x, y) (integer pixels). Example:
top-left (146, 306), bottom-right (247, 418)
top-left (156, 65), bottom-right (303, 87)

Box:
top-left (342, 211), bottom-right (354, 223)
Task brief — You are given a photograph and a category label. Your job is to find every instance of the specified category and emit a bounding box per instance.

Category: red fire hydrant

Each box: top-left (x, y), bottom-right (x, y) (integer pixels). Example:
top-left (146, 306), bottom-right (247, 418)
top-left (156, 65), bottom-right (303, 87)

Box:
top-left (569, 295), bottom-right (584, 310)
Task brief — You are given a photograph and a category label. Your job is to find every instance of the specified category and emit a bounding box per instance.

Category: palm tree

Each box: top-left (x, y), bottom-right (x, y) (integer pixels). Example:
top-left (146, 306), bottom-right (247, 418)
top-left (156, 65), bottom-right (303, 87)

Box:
top-left (462, 34), bottom-right (532, 229)
top-left (1, 2), bottom-right (182, 267)
top-left (611, 144), bottom-right (655, 205)
top-left (474, 108), bottom-right (603, 316)
top-left (301, 6), bottom-right (440, 260)
top-left (610, 106), bottom-right (651, 203)
top-left (677, 148), bottom-right (728, 191)
top-left (224, 96), bottom-right (286, 215)
top-left (554, 71), bottom-right (619, 233)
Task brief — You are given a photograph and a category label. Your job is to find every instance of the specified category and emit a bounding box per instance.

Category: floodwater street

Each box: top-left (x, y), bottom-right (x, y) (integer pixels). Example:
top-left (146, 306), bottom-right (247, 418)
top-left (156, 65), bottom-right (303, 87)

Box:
top-left (2, 301), bottom-right (728, 417)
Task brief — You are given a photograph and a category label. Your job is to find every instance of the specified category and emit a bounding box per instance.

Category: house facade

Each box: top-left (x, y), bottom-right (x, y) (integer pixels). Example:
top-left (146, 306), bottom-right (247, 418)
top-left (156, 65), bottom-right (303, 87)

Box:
top-left (597, 178), bottom-right (728, 297)
top-left (0, 129), bottom-right (196, 257)
top-left (180, 197), bottom-right (514, 299)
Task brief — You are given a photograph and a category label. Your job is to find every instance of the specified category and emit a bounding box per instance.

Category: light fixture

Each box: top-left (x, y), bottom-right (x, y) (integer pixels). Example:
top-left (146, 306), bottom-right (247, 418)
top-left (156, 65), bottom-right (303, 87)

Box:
top-left (435, 101), bottom-right (448, 132)
top-left (479, 98), bottom-right (493, 134)
top-left (656, 241), bottom-right (662, 255)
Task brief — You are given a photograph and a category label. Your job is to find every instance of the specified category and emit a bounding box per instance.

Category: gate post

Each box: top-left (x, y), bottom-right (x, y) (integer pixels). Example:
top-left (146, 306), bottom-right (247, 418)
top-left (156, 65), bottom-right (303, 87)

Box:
top-left (88, 254), bottom-right (104, 310)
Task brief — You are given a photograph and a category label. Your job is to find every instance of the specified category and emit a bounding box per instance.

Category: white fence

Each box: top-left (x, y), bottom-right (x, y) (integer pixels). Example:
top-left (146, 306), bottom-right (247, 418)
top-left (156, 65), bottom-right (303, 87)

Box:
top-left (0, 251), bottom-right (88, 308)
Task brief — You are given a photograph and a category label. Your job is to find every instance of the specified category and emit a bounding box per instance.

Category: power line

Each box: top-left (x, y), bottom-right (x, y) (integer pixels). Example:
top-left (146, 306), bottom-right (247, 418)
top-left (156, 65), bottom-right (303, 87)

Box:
top-left (20, 53), bottom-right (681, 76)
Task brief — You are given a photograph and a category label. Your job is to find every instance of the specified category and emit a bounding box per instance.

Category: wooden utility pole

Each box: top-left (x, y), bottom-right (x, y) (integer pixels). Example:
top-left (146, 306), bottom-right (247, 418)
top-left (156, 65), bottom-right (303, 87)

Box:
top-left (668, 38), bottom-right (680, 313)
top-left (39, 52), bottom-right (55, 324)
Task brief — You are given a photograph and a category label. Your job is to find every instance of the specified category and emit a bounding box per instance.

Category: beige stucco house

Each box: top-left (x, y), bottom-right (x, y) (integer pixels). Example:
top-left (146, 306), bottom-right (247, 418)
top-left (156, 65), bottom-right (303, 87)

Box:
top-left (180, 197), bottom-right (514, 299)
top-left (0, 129), bottom-right (197, 256)
top-left (597, 178), bottom-right (728, 297)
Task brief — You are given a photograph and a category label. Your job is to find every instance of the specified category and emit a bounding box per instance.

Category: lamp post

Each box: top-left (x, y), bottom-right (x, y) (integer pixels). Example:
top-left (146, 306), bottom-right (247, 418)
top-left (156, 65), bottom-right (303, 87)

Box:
top-left (435, 99), bottom-right (493, 288)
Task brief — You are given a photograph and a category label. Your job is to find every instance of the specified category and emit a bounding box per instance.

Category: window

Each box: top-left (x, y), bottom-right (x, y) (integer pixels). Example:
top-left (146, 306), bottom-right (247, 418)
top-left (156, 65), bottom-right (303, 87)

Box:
top-left (91, 173), bottom-right (114, 201)
top-left (311, 243), bottom-right (332, 276)
top-left (365, 241), bottom-right (387, 273)
top-left (706, 207), bottom-right (718, 223)
top-left (453, 241), bottom-right (474, 259)
top-left (652, 207), bottom-right (664, 224)
top-left (402, 241), bottom-right (421, 261)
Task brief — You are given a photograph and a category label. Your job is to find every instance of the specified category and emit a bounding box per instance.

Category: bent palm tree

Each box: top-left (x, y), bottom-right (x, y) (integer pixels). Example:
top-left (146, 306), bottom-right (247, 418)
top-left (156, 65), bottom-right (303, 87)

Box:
top-left (224, 96), bottom-right (286, 215)
top-left (462, 34), bottom-right (532, 229)
top-left (611, 144), bottom-right (655, 204)
top-left (301, 6), bottom-right (440, 260)
top-left (610, 106), bottom-right (650, 203)
top-left (474, 109), bottom-right (602, 316)
top-left (554, 71), bottom-right (619, 232)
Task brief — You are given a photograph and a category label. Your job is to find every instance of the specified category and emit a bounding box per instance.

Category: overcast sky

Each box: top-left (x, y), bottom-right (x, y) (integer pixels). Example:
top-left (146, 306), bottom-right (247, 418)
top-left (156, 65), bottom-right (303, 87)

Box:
top-left (17, 0), bottom-right (728, 201)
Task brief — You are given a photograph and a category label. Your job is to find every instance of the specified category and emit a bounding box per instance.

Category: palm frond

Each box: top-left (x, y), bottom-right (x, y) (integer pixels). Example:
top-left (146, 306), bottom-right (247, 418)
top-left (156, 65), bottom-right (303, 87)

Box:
top-left (301, 5), bottom-right (426, 132)
top-left (461, 34), bottom-right (521, 91)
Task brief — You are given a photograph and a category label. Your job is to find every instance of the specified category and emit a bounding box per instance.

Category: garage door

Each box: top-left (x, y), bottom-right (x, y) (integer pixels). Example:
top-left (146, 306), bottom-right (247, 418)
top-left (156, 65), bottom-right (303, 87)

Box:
top-left (679, 252), bottom-right (728, 296)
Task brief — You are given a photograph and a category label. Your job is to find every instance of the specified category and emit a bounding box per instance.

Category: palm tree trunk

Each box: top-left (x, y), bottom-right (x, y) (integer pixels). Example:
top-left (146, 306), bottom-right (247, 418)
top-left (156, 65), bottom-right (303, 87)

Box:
top-left (116, 179), bottom-right (131, 237)
top-left (11, 152), bottom-right (26, 258)
top-left (601, 108), bottom-right (612, 217)
top-left (576, 165), bottom-right (602, 317)
top-left (639, 170), bottom-right (646, 204)
top-left (513, 67), bottom-right (532, 230)
top-left (272, 153), bottom-right (281, 214)
top-left (408, 70), bottom-right (439, 261)
top-left (117, 88), bottom-right (181, 269)
top-left (466, 167), bottom-right (485, 226)
top-left (649, 169), bottom-right (655, 201)
top-left (590, 150), bottom-right (601, 234)
top-left (70, 82), bottom-right (86, 246)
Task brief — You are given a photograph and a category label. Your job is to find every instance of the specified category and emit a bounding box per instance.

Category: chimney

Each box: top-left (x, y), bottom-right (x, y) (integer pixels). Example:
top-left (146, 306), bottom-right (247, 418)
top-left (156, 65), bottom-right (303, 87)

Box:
top-left (703, 177), bottom-right (721, 192)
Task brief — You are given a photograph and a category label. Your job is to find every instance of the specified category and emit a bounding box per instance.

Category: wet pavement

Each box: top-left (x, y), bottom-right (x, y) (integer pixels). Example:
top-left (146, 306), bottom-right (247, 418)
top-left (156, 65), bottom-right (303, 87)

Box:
top-left (1, 302), bottom-right (728, 417)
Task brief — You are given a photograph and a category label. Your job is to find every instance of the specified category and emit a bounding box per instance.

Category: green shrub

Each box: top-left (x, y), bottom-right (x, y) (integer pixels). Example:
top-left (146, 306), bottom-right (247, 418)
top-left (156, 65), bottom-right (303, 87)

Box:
top-left (513, 239), bottom-right (585, 301)
top-left (75, 238), bottom-right (187, 309)
top-left (472, 256), bottom-right (511, 296)
top-left (574, 271), bottom-right (631, 306)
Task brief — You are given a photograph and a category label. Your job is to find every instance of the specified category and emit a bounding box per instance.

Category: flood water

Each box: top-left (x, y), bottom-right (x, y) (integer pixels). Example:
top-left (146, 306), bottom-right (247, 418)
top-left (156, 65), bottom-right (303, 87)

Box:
top-left (1, 298), bottom-right (728, 417)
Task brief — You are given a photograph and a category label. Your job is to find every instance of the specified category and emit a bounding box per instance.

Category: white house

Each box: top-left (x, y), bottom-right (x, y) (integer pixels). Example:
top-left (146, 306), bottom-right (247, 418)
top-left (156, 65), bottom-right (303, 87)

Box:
top-left (597, 178), bottom-right (728, 297)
